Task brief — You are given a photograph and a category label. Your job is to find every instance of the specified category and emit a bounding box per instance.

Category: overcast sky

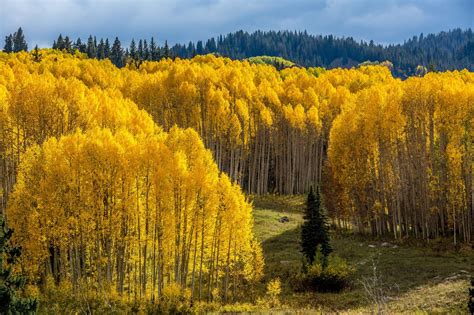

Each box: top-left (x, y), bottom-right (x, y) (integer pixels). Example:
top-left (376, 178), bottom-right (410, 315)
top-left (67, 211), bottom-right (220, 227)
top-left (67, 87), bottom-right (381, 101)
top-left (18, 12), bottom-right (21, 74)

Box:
top-left (1, 0), bottom-right (473, 48)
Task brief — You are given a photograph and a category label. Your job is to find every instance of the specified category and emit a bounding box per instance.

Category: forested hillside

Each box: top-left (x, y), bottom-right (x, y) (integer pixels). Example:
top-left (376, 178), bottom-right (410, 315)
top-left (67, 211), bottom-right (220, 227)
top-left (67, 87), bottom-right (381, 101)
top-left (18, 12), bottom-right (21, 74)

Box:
top-left (43, 28), bottom-right (474, 77)
top-left (1, 50), bottom-right (472, 243)
top-left (173, 29), bottom-right (474, 76)
top-left (0, 45), bottom-right (472, 312)
top-left (1, 0), bottom-right (473, 310)
top-left (0, 51), bottom-right (263, 307)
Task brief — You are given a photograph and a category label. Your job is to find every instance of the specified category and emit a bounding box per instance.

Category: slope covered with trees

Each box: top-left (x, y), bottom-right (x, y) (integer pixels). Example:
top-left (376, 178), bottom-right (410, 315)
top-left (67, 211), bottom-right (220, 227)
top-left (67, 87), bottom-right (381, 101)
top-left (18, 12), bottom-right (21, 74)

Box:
top-left (2, 50), bottom-right (472, 244)
top-left (191, 29), bottom-right (474, 76)
top-left (326, 71), bottom-right (473, 243)
top-left (8, 128), bottom-right (261, 303)
top-left (0, 50), bottom-right (262, 306)
top-left (0, 51), bottom-right (472, 310)
top-left (44, 28), bottom-right (474, 77)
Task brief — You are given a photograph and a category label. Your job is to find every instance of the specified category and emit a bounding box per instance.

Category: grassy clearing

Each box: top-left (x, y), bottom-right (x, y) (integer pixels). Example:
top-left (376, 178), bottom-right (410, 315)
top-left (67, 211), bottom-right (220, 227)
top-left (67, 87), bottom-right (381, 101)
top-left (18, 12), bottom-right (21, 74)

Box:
top-left (251, 195), bottom-right (473, 313)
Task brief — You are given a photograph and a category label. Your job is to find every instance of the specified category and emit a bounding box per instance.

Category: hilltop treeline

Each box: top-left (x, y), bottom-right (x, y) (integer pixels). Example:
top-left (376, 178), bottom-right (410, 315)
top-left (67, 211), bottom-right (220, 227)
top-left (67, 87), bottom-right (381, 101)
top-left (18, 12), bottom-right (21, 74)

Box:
top-left (42, 28), bottom-right (474, 76)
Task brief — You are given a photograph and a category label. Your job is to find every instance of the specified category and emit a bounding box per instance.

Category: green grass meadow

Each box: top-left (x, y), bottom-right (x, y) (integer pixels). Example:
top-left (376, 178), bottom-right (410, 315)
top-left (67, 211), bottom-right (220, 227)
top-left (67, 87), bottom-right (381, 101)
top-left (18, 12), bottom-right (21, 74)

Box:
top-left (251, 195), bottom-right (473, 314)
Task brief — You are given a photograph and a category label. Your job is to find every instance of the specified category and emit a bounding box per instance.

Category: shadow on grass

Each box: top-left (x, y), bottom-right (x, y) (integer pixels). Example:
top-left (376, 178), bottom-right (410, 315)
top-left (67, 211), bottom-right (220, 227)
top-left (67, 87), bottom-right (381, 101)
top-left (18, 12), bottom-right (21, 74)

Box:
top-left (261, 225), bottom-right (370, 311)
top-left (252, 195), bottom-right (473, 311)
top-left (262, 226), bottom-right (302, 278)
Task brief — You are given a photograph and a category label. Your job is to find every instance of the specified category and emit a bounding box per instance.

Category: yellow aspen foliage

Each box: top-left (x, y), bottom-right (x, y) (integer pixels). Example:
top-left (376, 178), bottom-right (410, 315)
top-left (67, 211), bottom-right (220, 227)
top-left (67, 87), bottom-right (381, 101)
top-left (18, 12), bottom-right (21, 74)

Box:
top-left (326, 70), bottom-right (473, 242)
top-left (0, 48), bottom-right (472, 292)
top-left (7, 127), bottom-right (262, 302)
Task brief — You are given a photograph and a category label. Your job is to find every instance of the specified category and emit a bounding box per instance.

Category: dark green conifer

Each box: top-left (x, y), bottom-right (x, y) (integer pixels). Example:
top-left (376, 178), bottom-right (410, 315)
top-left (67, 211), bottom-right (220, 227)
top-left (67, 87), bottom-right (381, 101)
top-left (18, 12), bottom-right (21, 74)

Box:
top-left (129, 39), bottom-right (137, 60)
top-left (150, 37), bottom-right (158, 60)
top-left (74, 38), bottom-right (86, 53)
top-left (97, 38), bottom-right (105, 59)
top-left (0, 215), bottom-right (38, 314)
top-left (104, 38), bottom-right (110, 57)
top-left (3, 35), bottom-right (13, 53)
top-left (110, 37), bottom-right (124, 67)
top-left (301, 186), bottom-right (332, 266)
top-left (63, 36), bottom-right (72, 52)
top-left (54, 34), bottom-right (64, 49)
top-left (12, 27), bottom-right (28, 52)
top-left (86, 35), bottom-right (96, 58)
top-left (138, 39), bottom-right (144, 60)
top-left (196, 40), bottom-right (204, 55)
top-left (143, 39), bottom-right (149, 60)
top-left (162, 40), bottom-right (170, 59)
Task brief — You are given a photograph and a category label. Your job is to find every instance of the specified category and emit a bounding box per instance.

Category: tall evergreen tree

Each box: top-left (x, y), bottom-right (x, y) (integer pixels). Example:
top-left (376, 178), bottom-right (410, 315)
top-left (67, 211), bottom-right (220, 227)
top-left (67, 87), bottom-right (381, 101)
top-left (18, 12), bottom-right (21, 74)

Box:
top-left (63, 36), bottom-right (72, 52)
top-left (143, 39), bottom-right (149, 60)
top-left (97, 38), bottom-right (105, 59)
top-left (12, 27), bottom-right (27, 52)
top-left (110, 37), bottom-right (124, 67)
top-left (104, 38), bottom-right (110, 58)
top-left (150, 37), bottom-right (158, 60)
top-left (73, 38), bottom-right (86, 53)
top-left (196, 40), bottom-right (204, 55)
top-left (188, 41), bottom-right (196, 58)
top-left (301, 186), bottom-right (332, 265)
top-left (163, 40), bottom-right (170, 59)
top-left (86, 35), bottom-right (96, 58)
top-left (205, 38), bottom-right (217, 53)
top-left (3, 35), bottom-right (13, 53)
top-left (138, 39), bottom-right (144, 60)
top-left (53, 34), bottom-right (64, 50)
top-left (0, 215), bottom-right (38, 314)
top-left (129, 39), bottom-right (137, 60)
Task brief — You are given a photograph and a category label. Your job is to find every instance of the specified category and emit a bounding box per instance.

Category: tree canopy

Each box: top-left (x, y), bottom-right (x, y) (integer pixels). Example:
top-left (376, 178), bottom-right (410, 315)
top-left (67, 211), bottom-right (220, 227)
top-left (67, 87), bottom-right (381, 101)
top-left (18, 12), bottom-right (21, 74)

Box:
top-left (0, 50), bottom-right (471, 304)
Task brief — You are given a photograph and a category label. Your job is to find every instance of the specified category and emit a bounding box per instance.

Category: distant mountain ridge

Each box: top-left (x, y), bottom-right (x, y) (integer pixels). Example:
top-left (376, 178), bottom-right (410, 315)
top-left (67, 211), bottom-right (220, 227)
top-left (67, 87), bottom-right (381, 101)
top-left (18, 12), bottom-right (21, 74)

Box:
top-left (12, 27), bottom-right (471, 77)
top-left (168, 28), bottom-right (473, 77)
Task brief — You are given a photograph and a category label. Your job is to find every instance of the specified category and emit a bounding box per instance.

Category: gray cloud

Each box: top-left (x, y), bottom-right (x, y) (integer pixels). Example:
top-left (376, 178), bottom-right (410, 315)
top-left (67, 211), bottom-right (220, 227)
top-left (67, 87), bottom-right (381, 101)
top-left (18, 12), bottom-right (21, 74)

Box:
top-left (1, 0), bottom-right (472, 48)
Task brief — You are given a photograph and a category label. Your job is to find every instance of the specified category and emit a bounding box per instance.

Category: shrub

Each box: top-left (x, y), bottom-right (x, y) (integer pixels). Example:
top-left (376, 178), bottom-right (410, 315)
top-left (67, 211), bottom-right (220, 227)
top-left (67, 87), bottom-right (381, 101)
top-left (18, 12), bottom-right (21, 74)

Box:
top-left (38, 277), bottom-right (132, 314)
top-left (303, 252), bottom-right (354, 292)
top-left (156, 283), bottom-right (191, 313)
top-left (219, 302), bottom-right (257, 312)
top-left (359, 258), bottom-right (391, 313)
top-left (266, 278), bottom-right (281, 307)
top-left (191, 301), bottom-right (220, 313)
